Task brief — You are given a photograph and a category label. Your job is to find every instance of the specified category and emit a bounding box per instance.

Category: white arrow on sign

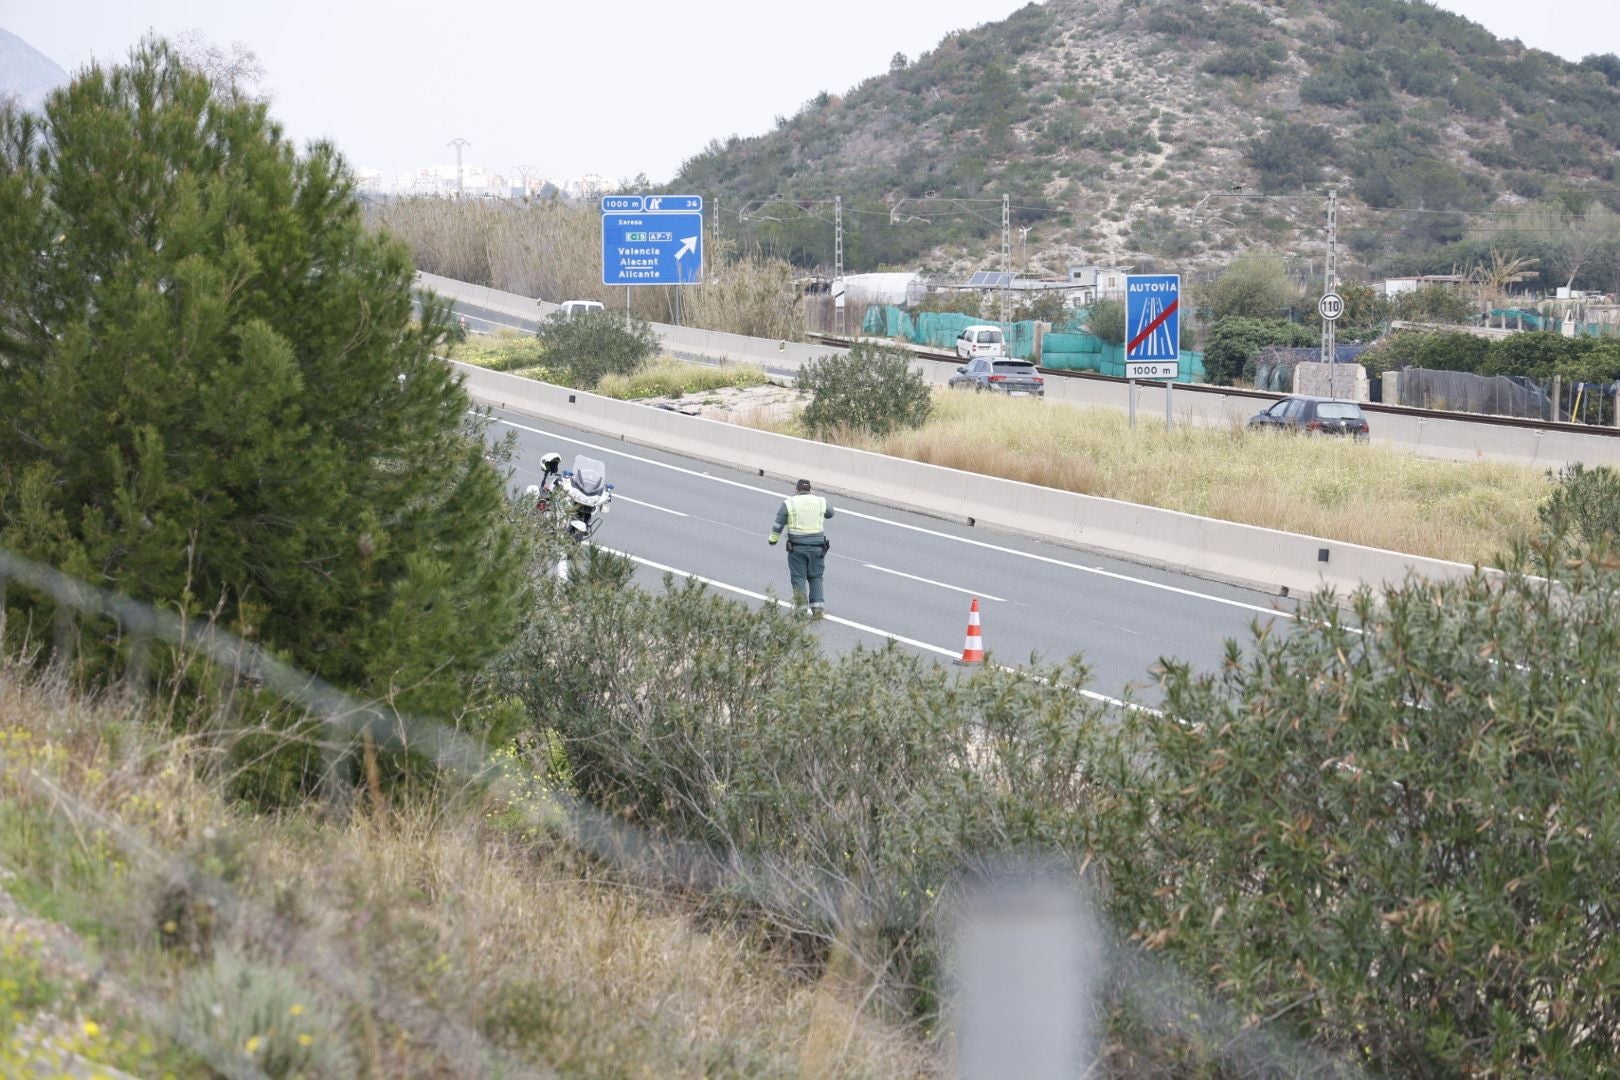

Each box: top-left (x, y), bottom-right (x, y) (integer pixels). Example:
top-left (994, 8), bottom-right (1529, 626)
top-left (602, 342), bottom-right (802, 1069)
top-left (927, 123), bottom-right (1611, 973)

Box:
top-left (675, 237), bottom-right (698, 261)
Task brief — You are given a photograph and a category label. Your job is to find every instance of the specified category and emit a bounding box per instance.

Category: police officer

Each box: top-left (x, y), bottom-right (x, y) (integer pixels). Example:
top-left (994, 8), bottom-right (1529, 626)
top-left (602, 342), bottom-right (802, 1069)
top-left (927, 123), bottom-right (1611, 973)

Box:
top-left (768, 478), bottom-right (834, 618)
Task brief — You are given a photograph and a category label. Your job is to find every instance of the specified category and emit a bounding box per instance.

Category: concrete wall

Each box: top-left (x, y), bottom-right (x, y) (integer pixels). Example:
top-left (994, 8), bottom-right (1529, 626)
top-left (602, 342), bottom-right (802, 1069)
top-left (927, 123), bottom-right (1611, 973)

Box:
top-left (457, 362), bottom-right (1482, 598)
top-left (420, 272), bottom-right (1620, 469)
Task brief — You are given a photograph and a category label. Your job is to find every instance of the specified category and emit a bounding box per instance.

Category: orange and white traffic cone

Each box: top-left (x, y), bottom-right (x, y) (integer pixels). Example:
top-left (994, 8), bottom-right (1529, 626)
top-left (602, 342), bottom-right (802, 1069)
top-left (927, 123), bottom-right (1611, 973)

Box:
top-left (956, 597), bottom-right (985, 665)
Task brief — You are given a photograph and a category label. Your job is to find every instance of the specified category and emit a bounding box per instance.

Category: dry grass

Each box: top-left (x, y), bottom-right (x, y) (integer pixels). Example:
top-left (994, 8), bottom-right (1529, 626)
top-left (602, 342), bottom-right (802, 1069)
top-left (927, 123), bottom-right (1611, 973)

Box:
top-left (595, 358), bottom-right (768, 400)
top-left (790, 392), bottom-right (1550, 564)
top-left (0, 664), bottom-right (936, 1078)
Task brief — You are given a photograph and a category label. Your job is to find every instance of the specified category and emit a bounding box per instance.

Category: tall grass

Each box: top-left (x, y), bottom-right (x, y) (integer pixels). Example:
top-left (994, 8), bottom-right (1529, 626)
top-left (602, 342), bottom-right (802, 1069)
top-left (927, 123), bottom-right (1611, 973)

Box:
top-left (825, 392), bottom-right (1548, 564)
top-left (0, 663), bottom-right (935, 1078)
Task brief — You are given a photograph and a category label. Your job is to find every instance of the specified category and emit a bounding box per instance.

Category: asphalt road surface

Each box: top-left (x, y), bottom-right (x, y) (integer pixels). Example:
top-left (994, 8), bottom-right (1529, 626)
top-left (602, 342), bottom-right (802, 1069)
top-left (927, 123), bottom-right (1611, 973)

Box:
top-left (488, 406), bottom-right (1297, 709)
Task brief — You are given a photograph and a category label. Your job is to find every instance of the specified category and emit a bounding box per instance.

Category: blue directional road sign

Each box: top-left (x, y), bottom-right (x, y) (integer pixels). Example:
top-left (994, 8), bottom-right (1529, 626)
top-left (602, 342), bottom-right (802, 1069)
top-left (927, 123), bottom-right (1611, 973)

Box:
top-left (601, 212), bottom-right (703, 286)
top-left (1124, 273), bottom-right (1181, 379)
top-left (601, 194), bottom-right (704, 286)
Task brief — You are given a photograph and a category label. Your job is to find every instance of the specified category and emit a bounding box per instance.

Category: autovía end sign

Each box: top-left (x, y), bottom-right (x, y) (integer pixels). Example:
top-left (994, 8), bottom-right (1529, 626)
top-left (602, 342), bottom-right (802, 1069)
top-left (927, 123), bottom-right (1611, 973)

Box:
top-left (601, 195), bottom-right (704, 286)
top-left (1124, 273), bottom-right (1180, 380)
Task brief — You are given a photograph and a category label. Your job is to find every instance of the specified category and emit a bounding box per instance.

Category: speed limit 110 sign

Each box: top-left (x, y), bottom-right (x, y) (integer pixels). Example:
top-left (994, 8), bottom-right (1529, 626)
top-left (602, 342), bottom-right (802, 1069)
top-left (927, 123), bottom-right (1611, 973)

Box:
top-left (1318, 292), bottom-right (1345, 321)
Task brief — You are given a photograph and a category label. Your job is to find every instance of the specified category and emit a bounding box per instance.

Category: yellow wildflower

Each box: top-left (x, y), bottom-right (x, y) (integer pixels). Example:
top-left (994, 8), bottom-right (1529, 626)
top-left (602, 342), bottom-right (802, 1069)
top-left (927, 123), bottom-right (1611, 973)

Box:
top-left (245, 1035), bottom-right (262, 1054)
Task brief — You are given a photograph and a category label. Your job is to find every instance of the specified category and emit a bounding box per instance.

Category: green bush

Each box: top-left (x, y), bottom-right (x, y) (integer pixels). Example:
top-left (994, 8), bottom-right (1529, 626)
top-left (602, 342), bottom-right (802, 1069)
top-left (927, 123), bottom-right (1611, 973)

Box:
top-left (1086, 299), bottom-right (1126, 345)
top-left (535, 310), bottom-right (659, 389)
top-left (1102, 554), bottom-right (1620, 1075)
top-left (1201, 253), bottom-right (1300, 321)
top-left (1374, 330), bottom-right (1489, 373)
top-left (1539, 463), bottom-right (1620, 548)
top-left (797, 343), bottom-right (932, 437)
top-left (1246, 122), bottom-right (1332, 193)
top-left (1392, 285), bottom-right (1477, 325)
top-left (1202, 316), bottom-right (1313, 385)
top-left (501, 568), bottom-right (1108, 1018)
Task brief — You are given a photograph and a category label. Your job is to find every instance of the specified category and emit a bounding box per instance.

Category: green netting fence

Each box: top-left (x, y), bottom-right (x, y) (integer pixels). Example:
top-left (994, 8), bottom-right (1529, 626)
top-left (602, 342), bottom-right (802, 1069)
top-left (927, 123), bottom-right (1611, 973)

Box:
top-left (858, 305), bottom-right (1206, 383)
top-left (1041, 331), bottom-right (1207, 383)
top-left (860, 307), bottom-right (1040, 360)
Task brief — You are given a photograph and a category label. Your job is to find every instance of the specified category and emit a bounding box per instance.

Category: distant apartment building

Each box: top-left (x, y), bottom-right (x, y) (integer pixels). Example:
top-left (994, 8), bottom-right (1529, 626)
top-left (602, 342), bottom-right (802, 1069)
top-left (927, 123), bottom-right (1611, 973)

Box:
top-left (1066, 265), bottom-right (1130, 302)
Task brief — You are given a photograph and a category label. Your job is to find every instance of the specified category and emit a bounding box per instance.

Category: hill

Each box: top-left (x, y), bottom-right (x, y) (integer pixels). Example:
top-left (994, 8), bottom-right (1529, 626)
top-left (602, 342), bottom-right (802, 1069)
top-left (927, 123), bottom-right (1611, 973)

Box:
top-left (673, 0), bottom-right (1620, 281)
top-left (0, 28), bottom-right (68, 113)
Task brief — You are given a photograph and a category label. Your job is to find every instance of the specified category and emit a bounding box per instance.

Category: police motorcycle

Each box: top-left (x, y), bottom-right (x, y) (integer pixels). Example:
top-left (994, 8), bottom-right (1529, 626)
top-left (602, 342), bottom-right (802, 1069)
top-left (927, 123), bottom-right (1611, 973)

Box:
top-left (525, 452), bottom-right (613, 543)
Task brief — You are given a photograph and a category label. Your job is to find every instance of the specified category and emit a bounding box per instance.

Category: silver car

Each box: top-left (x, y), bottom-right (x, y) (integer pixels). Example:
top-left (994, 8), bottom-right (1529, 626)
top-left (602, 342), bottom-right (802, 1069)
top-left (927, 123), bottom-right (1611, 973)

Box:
top-left (949, 358), bottom-right (1046, 398)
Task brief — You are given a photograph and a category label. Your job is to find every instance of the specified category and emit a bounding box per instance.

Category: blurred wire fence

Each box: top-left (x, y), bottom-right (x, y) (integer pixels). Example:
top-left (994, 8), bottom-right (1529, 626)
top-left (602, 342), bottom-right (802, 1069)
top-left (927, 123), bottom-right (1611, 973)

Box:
top-left (0, 546), bottom-right (1356, 1078)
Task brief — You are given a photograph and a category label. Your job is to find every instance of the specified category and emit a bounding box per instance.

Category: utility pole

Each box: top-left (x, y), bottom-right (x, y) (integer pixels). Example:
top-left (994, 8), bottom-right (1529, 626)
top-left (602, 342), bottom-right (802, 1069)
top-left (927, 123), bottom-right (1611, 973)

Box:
top-left (448, 138), bottom-right (470, 198)
top-left (834, 194), bottom-right (845, 336)
top-left (1321, 187), bottom-right (1338, 395)
top-left (1000, 194), bottom-right (1011, 323)
top-left (512, 163), bottom-right (537, 199)
top-left (1018, 225), bottom-right (1032, 274)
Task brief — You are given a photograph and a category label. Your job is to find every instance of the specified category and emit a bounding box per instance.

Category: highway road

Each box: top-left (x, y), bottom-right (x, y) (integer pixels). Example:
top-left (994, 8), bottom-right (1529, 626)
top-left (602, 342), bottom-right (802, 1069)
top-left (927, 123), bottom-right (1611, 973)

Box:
top-left (490, 406), bottom-right (1297, 709)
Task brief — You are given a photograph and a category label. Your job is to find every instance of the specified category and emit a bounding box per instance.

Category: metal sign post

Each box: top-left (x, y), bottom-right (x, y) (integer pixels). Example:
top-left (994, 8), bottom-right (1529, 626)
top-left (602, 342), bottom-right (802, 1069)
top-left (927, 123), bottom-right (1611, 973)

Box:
top-left (1319, 289), bottom-right (1344, 397)
top-left (1125, 274), bottom-right (1181, 429)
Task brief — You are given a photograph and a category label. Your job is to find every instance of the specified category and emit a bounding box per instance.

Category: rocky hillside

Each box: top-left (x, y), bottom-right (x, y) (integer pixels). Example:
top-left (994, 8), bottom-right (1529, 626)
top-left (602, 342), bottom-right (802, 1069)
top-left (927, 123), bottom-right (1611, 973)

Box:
top-left (0, 28), bottom-right (68, 113)
top-left (674, 0), bottom-right (1620, 280)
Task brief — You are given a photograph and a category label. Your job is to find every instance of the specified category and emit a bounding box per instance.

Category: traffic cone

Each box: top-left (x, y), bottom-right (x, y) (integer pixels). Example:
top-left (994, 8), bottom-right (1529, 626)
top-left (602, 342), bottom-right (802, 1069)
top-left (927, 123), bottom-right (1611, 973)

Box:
top-left (956, 598), bottom-right (985, 665)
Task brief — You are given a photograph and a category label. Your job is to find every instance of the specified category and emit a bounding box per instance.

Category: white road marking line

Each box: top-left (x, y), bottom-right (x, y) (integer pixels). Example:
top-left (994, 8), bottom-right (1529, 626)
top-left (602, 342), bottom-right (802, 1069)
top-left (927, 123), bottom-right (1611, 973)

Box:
top-left (485, 412), bottom-right (1294, 621)
top-left (863, 563), bottom-right (1006, 601)
top-left (596, 545), bottom-right (1145, 712)
top-left (612, 494), bottom-right (688, 517)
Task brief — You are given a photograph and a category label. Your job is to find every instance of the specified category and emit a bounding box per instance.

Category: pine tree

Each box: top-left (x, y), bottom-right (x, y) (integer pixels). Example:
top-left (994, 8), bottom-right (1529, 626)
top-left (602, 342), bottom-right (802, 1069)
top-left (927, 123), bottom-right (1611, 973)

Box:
top-left (0, 42), bottom-right (526, 759)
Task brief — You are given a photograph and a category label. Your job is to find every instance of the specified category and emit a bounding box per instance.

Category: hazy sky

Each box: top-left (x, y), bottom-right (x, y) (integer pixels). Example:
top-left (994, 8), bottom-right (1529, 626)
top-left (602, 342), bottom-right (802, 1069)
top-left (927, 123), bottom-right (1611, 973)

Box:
top-left (5, 1), bottom-right (1617, 184)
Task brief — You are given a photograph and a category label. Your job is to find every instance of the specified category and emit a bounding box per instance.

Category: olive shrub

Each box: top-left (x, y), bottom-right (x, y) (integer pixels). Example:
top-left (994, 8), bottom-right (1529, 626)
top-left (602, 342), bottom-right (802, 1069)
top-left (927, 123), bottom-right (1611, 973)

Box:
top-left (1112, 552), bottom-right (1620, 1075)
top-left (798, 342), bottom-right (933, 438)
top-left (500, 529), bottom-right (1620, 1074)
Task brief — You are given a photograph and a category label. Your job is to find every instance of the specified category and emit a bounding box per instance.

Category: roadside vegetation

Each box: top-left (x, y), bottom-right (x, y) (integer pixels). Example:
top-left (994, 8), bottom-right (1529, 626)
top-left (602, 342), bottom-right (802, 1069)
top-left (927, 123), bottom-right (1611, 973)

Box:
top-left (448, 325), bottom-right (767, 399)
top-left (15, 37), bottom-right (1620, 1080)
top-left (749, 387), bottom-right (1547, 565)
top-left (0, 660), bottom-right (932, 1078)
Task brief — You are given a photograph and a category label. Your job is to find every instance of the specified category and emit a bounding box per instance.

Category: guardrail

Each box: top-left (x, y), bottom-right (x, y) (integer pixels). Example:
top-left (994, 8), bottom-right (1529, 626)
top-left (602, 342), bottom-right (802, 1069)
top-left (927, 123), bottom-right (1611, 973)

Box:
top-left (418, 272), bottom-right (1620, 470)
top-left (454, 362), bottom-right (1483, 597)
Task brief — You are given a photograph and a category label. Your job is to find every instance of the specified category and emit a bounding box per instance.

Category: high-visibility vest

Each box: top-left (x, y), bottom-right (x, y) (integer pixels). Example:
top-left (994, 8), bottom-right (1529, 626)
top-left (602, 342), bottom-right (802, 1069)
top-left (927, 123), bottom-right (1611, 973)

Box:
top-left (783, 493), bottom-right (828, 535)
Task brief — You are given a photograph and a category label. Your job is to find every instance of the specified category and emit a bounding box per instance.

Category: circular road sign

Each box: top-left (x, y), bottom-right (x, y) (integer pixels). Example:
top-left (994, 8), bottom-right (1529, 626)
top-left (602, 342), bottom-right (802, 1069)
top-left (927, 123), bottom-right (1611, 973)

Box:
top-left (1318, 291), bottom-right (1345, 321)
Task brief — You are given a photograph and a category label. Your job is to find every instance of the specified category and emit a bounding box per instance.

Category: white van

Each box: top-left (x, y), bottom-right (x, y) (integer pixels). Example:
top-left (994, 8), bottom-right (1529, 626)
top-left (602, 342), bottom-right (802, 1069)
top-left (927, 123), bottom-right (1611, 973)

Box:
top-left (955, 325), bottom-right (1007, 359)
top-left (554, 299), bottom-right (605, 318)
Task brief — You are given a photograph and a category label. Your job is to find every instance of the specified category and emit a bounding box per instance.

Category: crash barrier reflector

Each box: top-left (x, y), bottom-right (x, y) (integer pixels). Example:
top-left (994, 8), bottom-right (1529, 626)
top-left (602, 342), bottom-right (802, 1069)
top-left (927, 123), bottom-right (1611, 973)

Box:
top-left (455, 363), bottom-right (1486, 597)
top-left (956, 598), bottom-right (985, 665)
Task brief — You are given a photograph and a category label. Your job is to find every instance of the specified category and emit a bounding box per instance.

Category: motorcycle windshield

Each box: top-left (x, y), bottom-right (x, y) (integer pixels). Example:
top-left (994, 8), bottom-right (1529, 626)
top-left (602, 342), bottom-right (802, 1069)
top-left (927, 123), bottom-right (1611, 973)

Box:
top-left (571, 456), bottom-right (607, 496)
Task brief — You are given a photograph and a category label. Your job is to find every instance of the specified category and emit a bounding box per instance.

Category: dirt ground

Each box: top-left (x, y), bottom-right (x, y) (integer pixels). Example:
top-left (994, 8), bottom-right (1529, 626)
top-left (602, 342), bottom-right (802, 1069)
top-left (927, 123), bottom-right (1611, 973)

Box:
top-left (634, 381), bottom-right (805, 425)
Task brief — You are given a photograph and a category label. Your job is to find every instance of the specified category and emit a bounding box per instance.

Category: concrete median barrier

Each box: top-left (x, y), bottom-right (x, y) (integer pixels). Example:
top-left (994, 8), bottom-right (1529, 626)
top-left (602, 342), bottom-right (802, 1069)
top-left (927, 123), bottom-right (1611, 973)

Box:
top-left (457, 362), bottom-right (1479, 596)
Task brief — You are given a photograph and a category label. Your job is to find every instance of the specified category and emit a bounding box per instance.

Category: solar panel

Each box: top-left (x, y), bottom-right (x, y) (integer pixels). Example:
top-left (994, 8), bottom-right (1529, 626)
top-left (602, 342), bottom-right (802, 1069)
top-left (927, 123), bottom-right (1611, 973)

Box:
top-left (967, 270), bottom-right (1014, 287)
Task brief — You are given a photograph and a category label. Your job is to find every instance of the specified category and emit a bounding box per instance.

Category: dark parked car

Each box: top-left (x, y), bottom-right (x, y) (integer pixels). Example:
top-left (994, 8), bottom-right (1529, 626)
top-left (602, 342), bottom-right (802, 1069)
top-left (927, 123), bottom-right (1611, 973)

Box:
top-left (1248, 396), bottom-right (1370, 440)
top-left (948, 357), bottom-right (1046, 398)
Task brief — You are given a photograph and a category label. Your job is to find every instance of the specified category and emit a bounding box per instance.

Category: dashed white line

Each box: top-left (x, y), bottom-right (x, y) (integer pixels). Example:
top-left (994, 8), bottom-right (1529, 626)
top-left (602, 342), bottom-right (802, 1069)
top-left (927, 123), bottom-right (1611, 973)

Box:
top-left (612, 494), bottom-right (688, 517)
top-left (485, 412), bottom-right (1294, 621)
top-left (862, 563), bottom-right (1006, 601)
